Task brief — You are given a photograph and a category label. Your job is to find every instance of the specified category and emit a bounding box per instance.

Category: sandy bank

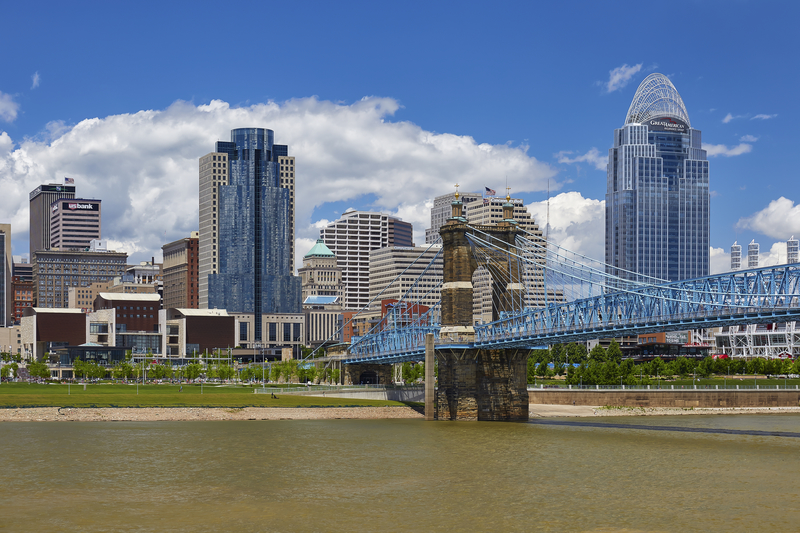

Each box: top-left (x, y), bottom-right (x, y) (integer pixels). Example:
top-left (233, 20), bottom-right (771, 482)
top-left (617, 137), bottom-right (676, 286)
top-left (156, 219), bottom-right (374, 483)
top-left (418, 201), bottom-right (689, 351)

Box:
top-left (530, 404), bottom-right (800, 418)
top-left (0, 406), bottom-right (424, 422)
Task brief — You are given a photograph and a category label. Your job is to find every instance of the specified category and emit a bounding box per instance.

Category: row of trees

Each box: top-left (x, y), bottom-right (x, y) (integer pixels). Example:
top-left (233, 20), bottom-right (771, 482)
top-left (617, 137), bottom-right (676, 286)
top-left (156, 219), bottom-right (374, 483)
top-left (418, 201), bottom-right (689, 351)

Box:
top-left (528, 348), bottom-right (800, 386)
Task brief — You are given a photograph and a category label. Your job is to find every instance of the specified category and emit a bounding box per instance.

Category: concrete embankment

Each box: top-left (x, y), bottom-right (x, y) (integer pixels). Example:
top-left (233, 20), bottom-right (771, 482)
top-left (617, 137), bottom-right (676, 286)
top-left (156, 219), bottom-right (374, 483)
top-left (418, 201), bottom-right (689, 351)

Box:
top-left (528, 389), bottom-right (800, 408)
top-left (301, 387), bottom-right (424, 402)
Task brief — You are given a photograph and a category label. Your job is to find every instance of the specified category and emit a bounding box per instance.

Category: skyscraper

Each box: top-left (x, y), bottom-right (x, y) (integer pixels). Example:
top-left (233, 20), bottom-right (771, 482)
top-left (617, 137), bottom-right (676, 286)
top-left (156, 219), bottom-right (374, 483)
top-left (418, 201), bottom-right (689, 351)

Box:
top-left (606, 73), bottom-right (709, 282)
top-left (29, 183), bottom-right (76, 259)
top-left (747, 239), bottom-right (759, 269)
top-left (49, 198), bottom-right (101, 249)
top-left (731, 241), bottom-right (742, 271)
top-left (788, 236), bottom-right (798, 264)
top-left (0, 224), bottom-right (11, 326)
top-left (199, 128), bottom-right (300, 342)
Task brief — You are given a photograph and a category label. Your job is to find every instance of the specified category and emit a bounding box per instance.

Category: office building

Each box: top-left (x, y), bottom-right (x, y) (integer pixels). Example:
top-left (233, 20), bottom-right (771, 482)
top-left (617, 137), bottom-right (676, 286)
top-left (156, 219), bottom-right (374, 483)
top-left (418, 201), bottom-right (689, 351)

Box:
top-left (0, 224), bottom-right (11, 326)
top-left (426, 191), bottom-right (482, 243)
top-left (199, 128), bottom-right (301, 343)
top-left (162, 232), bottom-right (199, 310)
top-left (32, 249), bottom-right (127, 308)
top-left (12, 276), bottom-right (33, 324)
top-left (747, 240), bottom-right (759, 269)
top-left (29, 183), bottom-right (76, 259)
top-left (49, 198), bottom-right (101, 249)
top-left (731, 241), bottom-right (742, 271)
top-left (788, 236), bottom-right (798, 264)
top-left (320, 210), bottom-right (414, 310)
top-left (606, 73), bottom-right (709, 282)
top-left (369, 245), bottom-right (443, 311)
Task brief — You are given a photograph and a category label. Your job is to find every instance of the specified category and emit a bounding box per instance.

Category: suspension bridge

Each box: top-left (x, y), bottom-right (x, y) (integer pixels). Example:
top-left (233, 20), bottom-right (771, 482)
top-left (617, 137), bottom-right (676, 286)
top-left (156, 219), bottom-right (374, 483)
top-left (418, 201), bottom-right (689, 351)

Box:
top-left (326, 193), bottom-right (800, 421)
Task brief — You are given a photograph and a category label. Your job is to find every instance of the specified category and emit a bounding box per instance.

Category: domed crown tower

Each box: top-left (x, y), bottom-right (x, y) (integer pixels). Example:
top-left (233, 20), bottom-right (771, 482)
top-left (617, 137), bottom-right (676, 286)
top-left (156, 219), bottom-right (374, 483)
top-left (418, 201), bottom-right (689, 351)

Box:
top-left (606, 74), bottom-right (709, 282)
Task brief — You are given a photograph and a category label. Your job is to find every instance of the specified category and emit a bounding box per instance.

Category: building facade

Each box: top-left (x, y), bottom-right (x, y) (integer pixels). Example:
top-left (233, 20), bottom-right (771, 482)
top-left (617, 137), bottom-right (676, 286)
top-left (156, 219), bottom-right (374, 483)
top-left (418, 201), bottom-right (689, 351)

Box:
top-left (90, 293), bottom-right (162, 354)
top-left (49, 198), bottom-right (101, 249)
top-left (12, 276), bottom-right (33, 324)
top-left (299, 239), bottom-right (344, 348)
top-left (320, 211), bottom-right (413, 310)
top-left (32, 249), bottom-right (127, 308)
top-left (606, 73), bottom-right (709, 282)
top-left (162, 232), bottom-right (199, 309)
top-left (368, 245), bottom-right (443, 311)
top-left (29, 183), bottom-right (76, 259)
top-left (199, 128), bottom-right (301, 342)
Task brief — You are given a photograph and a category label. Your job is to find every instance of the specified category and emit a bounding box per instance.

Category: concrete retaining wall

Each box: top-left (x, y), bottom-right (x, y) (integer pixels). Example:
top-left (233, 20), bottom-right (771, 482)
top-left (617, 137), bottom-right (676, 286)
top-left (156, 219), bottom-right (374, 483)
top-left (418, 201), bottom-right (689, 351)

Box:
top-left (304, 387), bottom-right (424, 402)
top-left (528, 389), bottom-right (800, 408)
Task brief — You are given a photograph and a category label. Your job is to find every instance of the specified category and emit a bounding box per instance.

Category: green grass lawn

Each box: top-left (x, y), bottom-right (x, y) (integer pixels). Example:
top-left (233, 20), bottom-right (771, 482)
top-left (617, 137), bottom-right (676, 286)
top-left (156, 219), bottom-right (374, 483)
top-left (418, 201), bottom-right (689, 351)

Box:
top-left (0, 383), bottom-right (408, 409)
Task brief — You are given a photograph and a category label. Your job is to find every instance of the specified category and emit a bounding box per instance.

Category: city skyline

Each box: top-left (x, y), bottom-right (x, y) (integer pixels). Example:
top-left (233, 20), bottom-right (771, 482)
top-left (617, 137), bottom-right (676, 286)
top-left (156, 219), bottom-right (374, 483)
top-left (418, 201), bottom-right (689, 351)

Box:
top-left (0, 2), bottom-right (798, 275)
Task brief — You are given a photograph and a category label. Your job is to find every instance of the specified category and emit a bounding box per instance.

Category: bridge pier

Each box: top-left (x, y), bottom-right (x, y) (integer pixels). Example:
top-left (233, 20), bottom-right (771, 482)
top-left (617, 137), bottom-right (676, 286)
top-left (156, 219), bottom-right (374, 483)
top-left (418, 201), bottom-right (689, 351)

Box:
top-left (436, 347), bottom-right (529, 421)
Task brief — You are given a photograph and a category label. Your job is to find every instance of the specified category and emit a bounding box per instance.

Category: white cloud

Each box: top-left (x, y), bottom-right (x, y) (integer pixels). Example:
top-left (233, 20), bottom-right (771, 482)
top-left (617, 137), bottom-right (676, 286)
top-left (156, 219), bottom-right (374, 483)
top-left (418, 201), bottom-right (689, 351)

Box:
top-left (709, 246), bottom-right (730, 275)
top-left (555, 148), bottom-right (607, 171)
top-left (0, 131), bottom-right (12, 155)
top-left (760, 242), bottom-right (788, 267)
top-left (721, 113), bottom-right (742, 124)
top-left (31, 72), bottom-right (40, 89)
top-left (0, 97), bottom-right (557, 263)
top-left (703, 143), bottom-right (753, 157)
top-left (604, 63), bottom-right (643, 93)
top-left (736, 197), bottom-right (800, 239)
top-left (0, 92), bottom-right (19, 122)
top-left (739, 134), bottom-right (759, 143)
top-left (526, 192), bottom-right (605, 261)
top-left (752, 114), bottom-right (777, 120)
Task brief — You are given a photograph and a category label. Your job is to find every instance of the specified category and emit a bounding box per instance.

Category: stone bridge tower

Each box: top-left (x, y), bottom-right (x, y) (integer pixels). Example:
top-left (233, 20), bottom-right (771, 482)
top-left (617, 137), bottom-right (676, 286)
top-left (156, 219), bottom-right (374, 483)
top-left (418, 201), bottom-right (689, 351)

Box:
top-left (435, 191), bottom-right (530, 421)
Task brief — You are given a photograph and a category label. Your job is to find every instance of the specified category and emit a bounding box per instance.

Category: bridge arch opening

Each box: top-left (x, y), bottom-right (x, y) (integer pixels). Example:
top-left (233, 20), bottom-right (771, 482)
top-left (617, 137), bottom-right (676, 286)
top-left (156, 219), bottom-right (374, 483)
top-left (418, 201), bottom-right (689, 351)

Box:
top-left (359, 371), bottom-right (378, 385)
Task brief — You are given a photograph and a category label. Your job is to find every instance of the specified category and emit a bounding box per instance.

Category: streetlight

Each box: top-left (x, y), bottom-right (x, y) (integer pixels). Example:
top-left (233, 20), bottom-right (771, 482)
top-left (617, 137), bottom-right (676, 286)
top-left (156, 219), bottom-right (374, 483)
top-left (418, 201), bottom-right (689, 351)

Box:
top-left (253, 342), bottom-right (264, 384)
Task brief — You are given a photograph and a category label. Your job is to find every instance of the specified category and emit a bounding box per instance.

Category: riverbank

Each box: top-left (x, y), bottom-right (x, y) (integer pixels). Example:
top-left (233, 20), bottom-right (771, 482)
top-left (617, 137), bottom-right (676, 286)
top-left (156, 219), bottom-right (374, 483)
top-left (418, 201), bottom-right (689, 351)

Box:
top-left (530, 404), bottom-right (800, 417)
top-left (0, 405), bottom-right (424, 422)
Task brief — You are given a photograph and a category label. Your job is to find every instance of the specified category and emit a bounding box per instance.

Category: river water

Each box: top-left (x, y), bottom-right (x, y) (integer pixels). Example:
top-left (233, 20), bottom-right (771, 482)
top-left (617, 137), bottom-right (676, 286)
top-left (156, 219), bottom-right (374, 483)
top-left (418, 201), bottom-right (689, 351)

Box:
top-left (1, 415), bottom-right (799, 532)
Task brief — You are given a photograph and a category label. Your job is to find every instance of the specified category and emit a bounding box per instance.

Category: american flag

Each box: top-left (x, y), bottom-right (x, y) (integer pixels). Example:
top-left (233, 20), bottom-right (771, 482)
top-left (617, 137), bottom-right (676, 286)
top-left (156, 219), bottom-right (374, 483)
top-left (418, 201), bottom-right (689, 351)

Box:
top-left (485, 187), bottom-right (496, 195)
top-left (65, 177), bottom-right (74, 184)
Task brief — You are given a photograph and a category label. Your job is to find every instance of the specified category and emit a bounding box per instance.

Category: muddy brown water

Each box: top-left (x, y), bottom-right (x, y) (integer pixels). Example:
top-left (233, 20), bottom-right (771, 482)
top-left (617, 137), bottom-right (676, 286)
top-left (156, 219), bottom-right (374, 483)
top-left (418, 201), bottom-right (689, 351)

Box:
top-left (1, 415), bottom-right (799, 532)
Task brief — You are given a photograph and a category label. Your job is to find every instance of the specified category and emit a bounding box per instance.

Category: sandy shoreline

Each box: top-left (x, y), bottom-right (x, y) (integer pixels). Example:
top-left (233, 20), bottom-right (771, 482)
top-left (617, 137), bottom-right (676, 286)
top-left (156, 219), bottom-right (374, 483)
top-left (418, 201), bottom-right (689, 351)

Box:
top-left (0, 406), bottom-right (424, 422)
top-left (2, 404), bottom-right (799, 421)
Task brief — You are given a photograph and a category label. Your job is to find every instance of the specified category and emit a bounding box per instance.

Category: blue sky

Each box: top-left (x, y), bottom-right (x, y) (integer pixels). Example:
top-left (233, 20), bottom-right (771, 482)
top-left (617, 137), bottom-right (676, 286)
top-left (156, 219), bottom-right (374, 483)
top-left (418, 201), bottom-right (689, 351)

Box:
top-left (1, 1), bottom-right (798, 272)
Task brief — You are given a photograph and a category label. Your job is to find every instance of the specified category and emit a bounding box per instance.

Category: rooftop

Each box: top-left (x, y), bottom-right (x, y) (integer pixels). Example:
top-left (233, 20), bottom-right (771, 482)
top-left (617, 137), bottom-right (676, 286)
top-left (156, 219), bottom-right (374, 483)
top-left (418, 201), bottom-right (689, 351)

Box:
top-left (304, 239), bottom-right (335, 258)
top-left (97, 293), bottom-right (161, 302)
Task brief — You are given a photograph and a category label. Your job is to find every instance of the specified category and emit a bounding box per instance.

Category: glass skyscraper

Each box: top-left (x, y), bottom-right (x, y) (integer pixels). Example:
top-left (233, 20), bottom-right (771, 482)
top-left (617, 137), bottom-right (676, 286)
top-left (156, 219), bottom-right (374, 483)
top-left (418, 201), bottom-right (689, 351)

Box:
top-left (202, 128), bottom-right (301, 341)
top-left (606, 73), bottom-right (709, 282)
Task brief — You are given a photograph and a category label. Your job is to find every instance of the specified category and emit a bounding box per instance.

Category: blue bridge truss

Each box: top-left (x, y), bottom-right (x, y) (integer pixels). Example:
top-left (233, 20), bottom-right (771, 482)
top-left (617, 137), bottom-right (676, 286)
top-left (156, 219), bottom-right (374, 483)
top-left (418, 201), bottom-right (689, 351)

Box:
top-left (345, 264), bottom-right (800, 364)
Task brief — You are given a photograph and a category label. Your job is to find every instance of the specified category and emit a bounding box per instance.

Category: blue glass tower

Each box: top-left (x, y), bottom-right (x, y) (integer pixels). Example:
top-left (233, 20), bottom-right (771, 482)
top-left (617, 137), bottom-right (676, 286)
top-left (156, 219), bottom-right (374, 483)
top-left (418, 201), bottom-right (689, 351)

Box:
top-left (207, 128), bottom-right (301, 341)
top-left (606, 74), bottom-right (709, 282)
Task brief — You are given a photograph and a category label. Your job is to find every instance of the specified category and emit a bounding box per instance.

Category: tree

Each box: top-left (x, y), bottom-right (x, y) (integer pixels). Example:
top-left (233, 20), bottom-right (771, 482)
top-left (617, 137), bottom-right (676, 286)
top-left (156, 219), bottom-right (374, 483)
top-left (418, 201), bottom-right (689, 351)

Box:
top-left (184, 363), bottom-right (202, 380)
top-left (589, 344), bottom-right (607, 363)
top-left (606, 340), bottom-right (623, 364)
top-left (28, 361), bottom-right (50, 380)
top-left (567, 343), bottom-right (588, 365)
top-left (331, 368), bottom-right (340, 384)
top-left (1, 365), bottom-right (11, 379)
